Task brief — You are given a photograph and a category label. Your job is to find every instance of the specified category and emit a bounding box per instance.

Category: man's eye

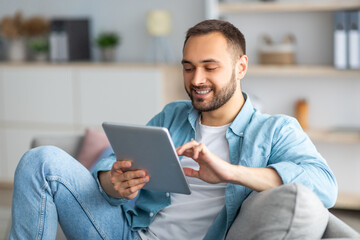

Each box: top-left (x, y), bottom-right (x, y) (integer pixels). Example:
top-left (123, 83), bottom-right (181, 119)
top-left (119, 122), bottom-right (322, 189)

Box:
top-left (206, 67), bottom-right (217, 71)
top-left (184, 67), bottom-right (193, 72)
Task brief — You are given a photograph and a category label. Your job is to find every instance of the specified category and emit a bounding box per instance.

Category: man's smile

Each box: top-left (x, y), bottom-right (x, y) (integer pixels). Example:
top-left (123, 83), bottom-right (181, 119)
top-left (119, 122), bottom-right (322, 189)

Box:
top-left (194, 89), bottom-right (211, 95)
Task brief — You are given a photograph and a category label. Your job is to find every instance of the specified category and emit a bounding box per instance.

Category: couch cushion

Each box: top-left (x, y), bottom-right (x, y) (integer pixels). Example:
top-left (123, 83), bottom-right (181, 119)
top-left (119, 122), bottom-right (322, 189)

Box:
top-left (31, 134), bottom-right (83, 158)
top-left (77, 128), bottom-right (110, 169)
top-left (226, 183), bottom-right (329, 240)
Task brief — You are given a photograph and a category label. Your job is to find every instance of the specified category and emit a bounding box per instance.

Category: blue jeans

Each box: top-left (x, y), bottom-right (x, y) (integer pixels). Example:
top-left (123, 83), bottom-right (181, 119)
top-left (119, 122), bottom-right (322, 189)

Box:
top-left (10, 146), bottom-right (140, 240)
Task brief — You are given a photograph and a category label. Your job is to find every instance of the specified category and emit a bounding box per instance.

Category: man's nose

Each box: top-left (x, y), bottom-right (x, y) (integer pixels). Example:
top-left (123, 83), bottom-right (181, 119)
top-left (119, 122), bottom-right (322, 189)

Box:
top-left (191, 68), bottom-right (206, 86)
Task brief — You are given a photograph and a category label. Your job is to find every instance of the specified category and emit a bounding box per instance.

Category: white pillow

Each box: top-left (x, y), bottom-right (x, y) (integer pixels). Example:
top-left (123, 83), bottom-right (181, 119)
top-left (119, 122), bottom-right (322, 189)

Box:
top-left (226, 183), bottom-right (329, 240)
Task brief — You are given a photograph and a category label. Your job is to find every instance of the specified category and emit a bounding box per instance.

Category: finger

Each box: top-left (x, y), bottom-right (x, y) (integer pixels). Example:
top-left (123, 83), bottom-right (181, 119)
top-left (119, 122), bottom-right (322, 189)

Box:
top-left (118, 176), bottom-right (150, 188)
top-left (177, 140), bottom-right (199, 155)
top-left (113, 160), bottom-right (132, 171)
top-left (192, 143), bottom-right (205, 160)
top-left (117, 182), bottom-right (147, 199)
top-left (183, 167), bottom-right (200, 179)
top-left (118, 169), bottom-right (147, 182)
top-left (180, 149), bottom-right (196, 159)
top-left (110, 169), bottom-right (146, 185)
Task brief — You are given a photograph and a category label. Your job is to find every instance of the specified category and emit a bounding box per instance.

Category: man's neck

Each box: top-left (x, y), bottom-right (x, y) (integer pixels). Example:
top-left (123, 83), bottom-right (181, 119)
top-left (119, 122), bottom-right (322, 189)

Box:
top-left (200, 91), bottom-right (245, 127)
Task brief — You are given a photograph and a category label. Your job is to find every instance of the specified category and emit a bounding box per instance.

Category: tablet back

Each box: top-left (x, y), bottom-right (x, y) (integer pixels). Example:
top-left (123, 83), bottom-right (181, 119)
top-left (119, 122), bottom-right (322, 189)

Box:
top-left (102, 122), bottom-right (191, 195)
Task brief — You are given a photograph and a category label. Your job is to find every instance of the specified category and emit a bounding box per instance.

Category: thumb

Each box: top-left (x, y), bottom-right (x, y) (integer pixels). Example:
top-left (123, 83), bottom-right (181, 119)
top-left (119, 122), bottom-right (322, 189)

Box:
top-left (183, 167), bottom-right (200, 179)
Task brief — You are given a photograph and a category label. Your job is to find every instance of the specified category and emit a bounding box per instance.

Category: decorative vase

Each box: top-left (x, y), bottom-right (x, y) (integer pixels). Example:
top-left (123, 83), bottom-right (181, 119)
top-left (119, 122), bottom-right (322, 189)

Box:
top-left (100, 47), bottom-right (116, 62)
top-left (8, 38), bottom-right (26, 62)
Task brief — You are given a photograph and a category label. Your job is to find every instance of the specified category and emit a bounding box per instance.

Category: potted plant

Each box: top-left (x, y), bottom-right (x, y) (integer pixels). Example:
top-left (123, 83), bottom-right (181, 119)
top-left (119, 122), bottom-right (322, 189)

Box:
top-left (95, 32), bottom-right (120, 62)
top-left (28, 37), bottom-right (49, 61)
top-left (0, 11), bottom-right (49, 62)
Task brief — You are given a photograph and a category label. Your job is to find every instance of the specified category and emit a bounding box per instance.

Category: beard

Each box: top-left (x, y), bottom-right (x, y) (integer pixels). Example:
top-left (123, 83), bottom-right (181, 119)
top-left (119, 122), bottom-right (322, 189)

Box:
top-left (185, 71), bottom-right (237, 112)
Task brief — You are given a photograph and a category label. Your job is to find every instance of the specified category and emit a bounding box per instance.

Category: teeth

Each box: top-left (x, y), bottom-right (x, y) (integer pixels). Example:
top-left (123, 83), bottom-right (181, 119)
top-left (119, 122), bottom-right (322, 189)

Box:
top-left (195, 89), bottom-right (210, 95)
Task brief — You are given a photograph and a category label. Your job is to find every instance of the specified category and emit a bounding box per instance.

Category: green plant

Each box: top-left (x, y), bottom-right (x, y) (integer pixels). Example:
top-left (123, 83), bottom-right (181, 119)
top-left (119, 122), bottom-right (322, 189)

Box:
top-left (29, 37), bottom-right (49, 53)
top-left (96, 32), bottom-right (120, 48)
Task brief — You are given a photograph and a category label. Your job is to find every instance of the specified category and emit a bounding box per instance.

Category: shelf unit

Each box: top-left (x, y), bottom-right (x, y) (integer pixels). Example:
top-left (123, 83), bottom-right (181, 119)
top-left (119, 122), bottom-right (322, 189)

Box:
top-left (247, 65), bottom-right (360, 77)
top-left (205, 0), bottom-right (360, 74)
top-left (306, 129), bottom-right (360, 144)
top-left (335, 192), bottom-right (360, 210)
top-left (217, 1), bottom-right (360, 14)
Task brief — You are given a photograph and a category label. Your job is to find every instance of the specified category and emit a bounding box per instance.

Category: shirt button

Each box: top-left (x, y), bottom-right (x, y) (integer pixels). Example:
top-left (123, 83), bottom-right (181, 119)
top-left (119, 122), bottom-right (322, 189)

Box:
top-left (166, 192), bottom-right (170, 197)
top-left (149, 212), bottom-right (154, 217)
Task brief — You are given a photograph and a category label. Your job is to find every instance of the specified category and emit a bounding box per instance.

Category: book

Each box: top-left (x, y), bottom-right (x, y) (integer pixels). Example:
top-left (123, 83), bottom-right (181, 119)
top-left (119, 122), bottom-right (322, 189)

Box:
top-left (348, 10), bottom-right (360, 69)
top-left (334, 11), bottom-right (348, 69)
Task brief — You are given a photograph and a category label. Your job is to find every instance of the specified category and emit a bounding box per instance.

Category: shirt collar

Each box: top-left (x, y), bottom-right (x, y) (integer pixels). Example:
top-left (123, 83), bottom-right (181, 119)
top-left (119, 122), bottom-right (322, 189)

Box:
top-left (187, 92), bottom-right (255, 136)
top-left (229, 92), bottom-right (255, 137)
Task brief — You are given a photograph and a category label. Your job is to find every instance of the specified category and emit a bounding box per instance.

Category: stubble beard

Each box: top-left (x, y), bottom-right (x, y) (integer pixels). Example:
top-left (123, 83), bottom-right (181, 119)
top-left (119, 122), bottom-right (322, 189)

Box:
top-left (186, 71), bottom-right (237, 112)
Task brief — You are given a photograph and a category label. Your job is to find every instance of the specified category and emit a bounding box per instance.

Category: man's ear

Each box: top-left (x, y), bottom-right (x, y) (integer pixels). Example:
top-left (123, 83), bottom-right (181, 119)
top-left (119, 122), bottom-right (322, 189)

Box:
top-left (236, 55), bottom-right (248, 80)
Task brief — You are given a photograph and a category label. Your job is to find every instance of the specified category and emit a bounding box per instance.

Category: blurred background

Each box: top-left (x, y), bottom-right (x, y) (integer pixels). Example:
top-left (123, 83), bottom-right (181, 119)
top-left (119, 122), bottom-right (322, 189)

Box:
top-left (0, 0), bottom-right (359, 234)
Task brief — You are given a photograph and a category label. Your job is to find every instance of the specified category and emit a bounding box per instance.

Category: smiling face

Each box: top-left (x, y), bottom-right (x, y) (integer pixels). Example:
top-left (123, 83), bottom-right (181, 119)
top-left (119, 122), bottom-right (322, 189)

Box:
top-left (182, 32), bottom-right (241, 113)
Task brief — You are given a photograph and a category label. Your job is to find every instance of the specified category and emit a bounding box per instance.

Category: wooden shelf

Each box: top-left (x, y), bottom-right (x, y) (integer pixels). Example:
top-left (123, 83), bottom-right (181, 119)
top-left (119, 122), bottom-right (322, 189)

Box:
top-left (247, 65), bottom-right (360, 77)
top-left (219, 1), bottom-right (360, 14)
top-left (306, 129), bottom-right (360, 143)
top-left (0, 62), bottom-right (178, 69)
top-left (335, 192), bottom-right (360, 210)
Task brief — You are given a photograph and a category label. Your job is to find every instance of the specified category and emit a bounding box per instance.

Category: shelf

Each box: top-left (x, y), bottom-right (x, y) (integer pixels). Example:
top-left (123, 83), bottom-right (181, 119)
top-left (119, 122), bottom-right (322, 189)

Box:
top-left (334, 192), bottom-right (360, 210)
top-left (246, 65), bottom-right (360, 77)
top-left (306, 129), bottom-right (360, 143)
top-left (0, 62), bottom-right (177, 69)
top-left (219, 1), bottom-right (360, 14)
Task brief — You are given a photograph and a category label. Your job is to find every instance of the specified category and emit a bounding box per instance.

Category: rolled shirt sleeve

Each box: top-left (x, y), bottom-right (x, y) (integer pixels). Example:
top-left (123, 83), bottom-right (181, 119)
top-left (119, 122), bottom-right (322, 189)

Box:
top-left (267, 117), bottom-right (338, 208)
top-left (91, 153), bottom-right (129, 206)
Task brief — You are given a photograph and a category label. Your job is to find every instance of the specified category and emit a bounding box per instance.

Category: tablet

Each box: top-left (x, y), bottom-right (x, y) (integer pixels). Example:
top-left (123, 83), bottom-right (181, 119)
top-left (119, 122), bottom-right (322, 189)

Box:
top-left (102, 122), bottom-right (191, 195)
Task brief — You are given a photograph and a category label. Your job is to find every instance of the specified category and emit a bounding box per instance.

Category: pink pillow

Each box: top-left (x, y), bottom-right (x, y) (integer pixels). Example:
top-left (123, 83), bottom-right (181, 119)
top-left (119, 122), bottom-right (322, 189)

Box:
top-left (77, 128), bottom-right (110, 169)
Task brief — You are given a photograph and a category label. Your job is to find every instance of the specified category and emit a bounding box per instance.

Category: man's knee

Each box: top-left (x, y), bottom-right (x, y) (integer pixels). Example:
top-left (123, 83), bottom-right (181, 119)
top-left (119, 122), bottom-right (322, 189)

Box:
top-left (226, 183), bottom-right (329, 240)
top-left (15, 146), bottom-right (69, 177)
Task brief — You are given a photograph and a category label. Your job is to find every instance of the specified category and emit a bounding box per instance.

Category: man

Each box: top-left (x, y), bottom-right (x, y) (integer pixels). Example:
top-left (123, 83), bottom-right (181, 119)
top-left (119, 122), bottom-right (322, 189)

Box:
top-left (10, 20), bottom-right (337, 239)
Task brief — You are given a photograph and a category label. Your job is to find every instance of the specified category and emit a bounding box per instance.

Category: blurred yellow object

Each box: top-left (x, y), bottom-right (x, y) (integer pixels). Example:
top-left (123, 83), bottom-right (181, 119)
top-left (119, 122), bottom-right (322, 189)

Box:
top-left (295, 99), bottom-right (309, 130)
top-left (147, 10), bottom-right (171, 36)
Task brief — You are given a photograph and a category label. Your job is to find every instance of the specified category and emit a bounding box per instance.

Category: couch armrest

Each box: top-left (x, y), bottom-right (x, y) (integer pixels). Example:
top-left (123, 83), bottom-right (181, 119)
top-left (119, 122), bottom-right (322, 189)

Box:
top-left (30, 134), bottom-right (84, 158)
top-left (322, 213), bottom-right (360, 238)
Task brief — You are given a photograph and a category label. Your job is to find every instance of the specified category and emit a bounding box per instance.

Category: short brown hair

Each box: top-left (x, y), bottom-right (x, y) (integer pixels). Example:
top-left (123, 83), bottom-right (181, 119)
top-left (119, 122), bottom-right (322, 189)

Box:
top-left (183, 19), bottom-right (246, 60)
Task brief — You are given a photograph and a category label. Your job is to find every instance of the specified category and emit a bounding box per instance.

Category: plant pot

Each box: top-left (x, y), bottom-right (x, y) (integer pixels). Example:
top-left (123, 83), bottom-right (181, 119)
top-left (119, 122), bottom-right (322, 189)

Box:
top-left (8, 38), bottom-right (26, 62)
top-left (33, 52), bottom-right (48, 62)
top-left (100, 48), bottom-right (116, 62)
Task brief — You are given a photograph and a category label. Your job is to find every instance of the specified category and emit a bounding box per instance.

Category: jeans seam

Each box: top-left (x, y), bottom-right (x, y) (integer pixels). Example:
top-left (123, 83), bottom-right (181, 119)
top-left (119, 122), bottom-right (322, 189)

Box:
top-left (36, 183), bottom-right (48, 240)
top-left (46, 175), bottom-right (109, 240)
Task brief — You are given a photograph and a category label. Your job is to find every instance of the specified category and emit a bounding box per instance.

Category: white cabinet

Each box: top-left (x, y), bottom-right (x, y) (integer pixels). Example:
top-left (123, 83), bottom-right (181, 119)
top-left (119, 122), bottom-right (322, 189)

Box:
top-left (77, 68), bottom-right (162, 126)
top-left (2, 68), bottom-right (74, 124)
top-left (0, 64), bottom-right (185, 182)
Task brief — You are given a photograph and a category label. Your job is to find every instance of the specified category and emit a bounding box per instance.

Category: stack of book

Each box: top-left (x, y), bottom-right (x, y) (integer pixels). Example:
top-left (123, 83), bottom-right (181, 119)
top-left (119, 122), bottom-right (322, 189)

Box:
top-left (334, 10), bottom-right (360, 69)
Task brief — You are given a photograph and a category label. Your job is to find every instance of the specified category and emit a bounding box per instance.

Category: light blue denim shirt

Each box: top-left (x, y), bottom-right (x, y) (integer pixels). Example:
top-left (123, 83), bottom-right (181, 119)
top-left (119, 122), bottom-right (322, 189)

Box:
top-left (92, 93), bottom-right (337, 240)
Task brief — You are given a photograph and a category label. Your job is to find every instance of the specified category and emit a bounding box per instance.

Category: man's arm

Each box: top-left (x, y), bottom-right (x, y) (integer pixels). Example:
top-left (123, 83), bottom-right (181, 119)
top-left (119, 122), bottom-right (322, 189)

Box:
top-left (266, 118), bottom-right (338, 208)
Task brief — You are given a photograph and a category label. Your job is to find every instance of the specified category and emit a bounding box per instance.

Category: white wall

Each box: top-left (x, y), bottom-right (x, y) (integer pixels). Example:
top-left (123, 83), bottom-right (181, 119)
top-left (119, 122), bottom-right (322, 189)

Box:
top-left (243, 76), bottom-right (360, 130)
top-left (226, 12), bottom-right (334, 65)
top-left (0, 0), bottom-right (206, 63)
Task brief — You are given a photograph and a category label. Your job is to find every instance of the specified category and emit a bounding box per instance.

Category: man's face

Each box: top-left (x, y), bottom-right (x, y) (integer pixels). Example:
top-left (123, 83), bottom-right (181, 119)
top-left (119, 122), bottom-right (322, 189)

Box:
top-left (182, 32), bottom-right (238, 112)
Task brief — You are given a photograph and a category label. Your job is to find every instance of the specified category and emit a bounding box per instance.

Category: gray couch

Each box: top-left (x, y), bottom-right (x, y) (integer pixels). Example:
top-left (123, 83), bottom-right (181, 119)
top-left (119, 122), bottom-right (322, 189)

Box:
top-left (31, 134), bottom-right (360, 240)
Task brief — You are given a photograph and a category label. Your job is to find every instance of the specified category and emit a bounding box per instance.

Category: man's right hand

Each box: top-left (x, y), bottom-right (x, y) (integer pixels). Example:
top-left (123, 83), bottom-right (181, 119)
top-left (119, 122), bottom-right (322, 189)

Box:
top-left (99, 160), bottom-right (150, 200)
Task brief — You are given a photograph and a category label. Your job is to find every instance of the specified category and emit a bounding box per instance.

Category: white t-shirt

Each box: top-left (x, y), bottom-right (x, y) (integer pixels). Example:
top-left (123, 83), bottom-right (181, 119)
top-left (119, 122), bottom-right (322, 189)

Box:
top-left (139, 119), bottom-right (231, 240)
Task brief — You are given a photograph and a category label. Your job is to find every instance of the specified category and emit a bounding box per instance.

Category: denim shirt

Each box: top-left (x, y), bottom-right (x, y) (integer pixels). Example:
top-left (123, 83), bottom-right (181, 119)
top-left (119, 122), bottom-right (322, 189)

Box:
top-left (92, 93), bottom-right (337, 240)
